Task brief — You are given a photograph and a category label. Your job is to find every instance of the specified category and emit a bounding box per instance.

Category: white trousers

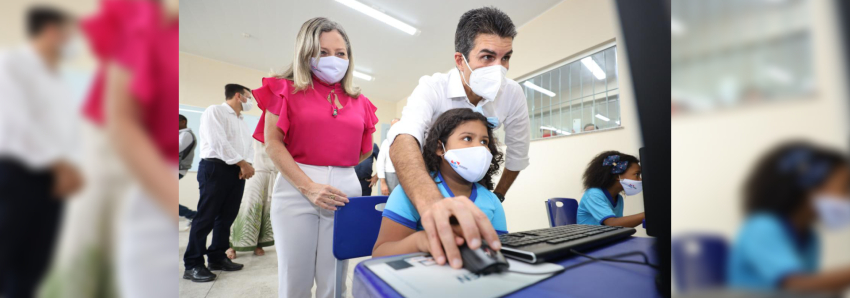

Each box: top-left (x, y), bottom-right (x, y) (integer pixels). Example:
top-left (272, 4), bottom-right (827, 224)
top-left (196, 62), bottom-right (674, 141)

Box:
top-left (116, 185), bottom-right (177, 298)
top-left (271, 163), bottom-right (360, 298)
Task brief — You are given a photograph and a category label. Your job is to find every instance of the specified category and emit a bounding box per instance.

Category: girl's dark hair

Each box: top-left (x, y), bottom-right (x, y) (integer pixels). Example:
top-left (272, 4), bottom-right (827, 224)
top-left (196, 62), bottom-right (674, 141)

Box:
top-left (583, 151), bottom-right (640, 190)
top-left (423, 108), bottom-right (504, 190)
top-left (744, 141), bottom-right (848, 217)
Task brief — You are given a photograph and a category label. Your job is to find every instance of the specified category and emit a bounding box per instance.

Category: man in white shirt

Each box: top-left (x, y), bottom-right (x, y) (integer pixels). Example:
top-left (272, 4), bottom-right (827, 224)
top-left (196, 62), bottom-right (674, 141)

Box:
top-left (386, 7), bottom-right (530, 269)
top-left (183, 84), bottom-right (256, 282)
top-left (377, 118), bottom-right (400, 195)
top-left (0, 6), bottom-right (83, 297)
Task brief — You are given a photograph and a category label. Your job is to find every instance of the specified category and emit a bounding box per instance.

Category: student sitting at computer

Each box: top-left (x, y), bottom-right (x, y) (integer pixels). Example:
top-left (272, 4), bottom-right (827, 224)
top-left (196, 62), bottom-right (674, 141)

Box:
top-left (728, 142), bottom-right (850, 292)
top-left (576, 151), bottom-right (645, 227)
top-left (372, 108), bottom-right (507, 264)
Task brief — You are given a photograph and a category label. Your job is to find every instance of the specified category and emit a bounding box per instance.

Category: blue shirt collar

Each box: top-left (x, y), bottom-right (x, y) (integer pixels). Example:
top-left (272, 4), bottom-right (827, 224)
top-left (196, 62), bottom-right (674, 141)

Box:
top-left (435, 171), bottom-right (477, 203)
top-left (601, 188), bottom-right (618, 208)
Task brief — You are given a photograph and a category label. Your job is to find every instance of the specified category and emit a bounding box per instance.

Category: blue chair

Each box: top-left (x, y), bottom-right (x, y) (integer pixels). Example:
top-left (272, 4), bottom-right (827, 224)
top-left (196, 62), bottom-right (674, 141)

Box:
top-left (545, 198), bottom-right (578, 227)
top-left (333, 195), bottom-right (389, 298)
top-left (672, 234), bottom-right (729, 293)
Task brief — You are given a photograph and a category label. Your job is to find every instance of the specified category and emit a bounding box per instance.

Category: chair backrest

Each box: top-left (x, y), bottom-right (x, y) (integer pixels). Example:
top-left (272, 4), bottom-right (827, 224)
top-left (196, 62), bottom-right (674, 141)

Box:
top-left (545, 198), bottom-right (578, 227)
top-left (672, 234), bottom-right (729, 293)
top-left (333, 196), bottom-right (389, 260)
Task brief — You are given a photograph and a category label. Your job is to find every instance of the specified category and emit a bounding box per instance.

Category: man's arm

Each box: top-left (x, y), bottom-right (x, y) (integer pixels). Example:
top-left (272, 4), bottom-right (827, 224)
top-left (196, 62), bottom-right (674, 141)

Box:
top-left (493, 169), bottom-right (519, 200)
top-left (498, 84), bottom-right (531, 197)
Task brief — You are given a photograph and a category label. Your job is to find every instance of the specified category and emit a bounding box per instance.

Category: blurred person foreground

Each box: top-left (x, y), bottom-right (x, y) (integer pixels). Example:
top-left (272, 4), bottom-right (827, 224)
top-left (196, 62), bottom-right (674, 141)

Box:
top-left (0, 1), bottom-right (178, 298)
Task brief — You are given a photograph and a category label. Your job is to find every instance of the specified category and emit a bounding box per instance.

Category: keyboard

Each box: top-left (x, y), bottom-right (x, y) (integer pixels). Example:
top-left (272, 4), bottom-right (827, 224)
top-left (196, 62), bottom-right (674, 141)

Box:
top-left (498, 224), bottom-right (636, 263)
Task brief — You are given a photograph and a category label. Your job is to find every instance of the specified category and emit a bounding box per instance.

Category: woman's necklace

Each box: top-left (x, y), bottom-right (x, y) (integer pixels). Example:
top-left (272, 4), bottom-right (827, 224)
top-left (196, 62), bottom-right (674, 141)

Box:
top-left (327, 89), bottom-right (340, 117)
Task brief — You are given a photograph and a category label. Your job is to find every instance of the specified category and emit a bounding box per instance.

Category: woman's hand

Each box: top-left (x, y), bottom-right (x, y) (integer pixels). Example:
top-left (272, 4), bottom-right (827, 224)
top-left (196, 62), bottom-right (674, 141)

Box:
top-left (300, 182), bottom-right (349, 211)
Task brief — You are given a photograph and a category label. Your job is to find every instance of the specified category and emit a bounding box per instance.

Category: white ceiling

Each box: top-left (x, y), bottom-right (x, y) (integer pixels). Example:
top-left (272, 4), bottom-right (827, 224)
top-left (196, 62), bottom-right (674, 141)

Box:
top-left (179, 0), bottom-right (562, 102)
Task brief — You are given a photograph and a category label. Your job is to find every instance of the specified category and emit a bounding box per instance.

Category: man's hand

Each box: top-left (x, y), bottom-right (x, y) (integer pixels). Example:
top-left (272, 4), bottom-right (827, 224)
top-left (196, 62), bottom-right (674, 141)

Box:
top-left (419, 196), bottom-right (502, 269)
top-left (237, 161), bottom-right (255, 179)
top-left (52, 160), bottom-right (83, 199)
top-left (368, 174), bottom-right (378, 188)
top-left (380, 179), bottom-right (390, 196)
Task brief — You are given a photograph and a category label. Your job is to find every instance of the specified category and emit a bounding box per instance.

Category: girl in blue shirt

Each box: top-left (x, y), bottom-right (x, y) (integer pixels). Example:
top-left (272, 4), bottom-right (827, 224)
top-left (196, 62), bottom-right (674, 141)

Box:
top-left (576, 151), bottom-right (645, 227)
top-left (728, 142), bottom-right (850, 292)
top-left (372, 108), bottom-right (507, 259)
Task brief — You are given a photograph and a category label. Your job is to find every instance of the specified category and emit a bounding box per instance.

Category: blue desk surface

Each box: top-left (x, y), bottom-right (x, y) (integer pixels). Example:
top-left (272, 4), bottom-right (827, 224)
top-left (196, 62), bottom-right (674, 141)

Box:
top-left (353, 237), bottom-right (661, 298)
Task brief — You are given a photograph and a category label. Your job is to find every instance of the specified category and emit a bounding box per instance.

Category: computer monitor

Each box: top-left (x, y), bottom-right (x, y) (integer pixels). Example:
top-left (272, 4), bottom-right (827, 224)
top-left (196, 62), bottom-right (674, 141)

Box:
top-left (615, 0), bottom-right (671, 296)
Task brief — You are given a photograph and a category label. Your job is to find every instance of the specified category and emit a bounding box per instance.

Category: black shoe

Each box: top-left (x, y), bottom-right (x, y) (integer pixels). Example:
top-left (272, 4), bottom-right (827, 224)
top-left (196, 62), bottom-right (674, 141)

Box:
top-left (183, 266), bottom-right (216, 282)
top-left (208, 258), bottom-right (244, 271)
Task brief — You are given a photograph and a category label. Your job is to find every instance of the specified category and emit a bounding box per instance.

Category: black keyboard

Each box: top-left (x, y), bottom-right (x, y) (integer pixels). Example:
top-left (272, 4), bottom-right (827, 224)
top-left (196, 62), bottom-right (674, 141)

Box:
top-left (498, 224), bottom-right (636, 263)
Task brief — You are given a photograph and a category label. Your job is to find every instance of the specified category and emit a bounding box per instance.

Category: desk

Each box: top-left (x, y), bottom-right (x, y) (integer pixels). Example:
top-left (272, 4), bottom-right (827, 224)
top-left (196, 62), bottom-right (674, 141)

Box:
top-left (353, 237), bottom-right (661, 298)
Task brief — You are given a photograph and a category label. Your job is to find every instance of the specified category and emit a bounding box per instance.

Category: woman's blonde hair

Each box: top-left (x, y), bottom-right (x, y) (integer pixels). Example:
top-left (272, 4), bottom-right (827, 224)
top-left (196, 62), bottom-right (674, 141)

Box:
top-left (276, 17), bottom-right (361, 98)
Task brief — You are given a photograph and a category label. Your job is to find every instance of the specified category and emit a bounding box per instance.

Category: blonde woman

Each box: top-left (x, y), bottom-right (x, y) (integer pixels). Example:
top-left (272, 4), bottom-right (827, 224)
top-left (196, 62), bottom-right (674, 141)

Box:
top-left (251, 17), bottom-right (378, 298)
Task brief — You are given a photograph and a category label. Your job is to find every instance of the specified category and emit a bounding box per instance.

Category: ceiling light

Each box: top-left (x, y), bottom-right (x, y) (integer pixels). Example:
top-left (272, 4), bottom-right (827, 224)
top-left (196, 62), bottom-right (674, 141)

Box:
top-left (353, 71), bottom-right (374, 81)
top-left (671, 18), bottom-right (686, 36)
top-left (540, 126), bottom-right (570, 135)
top-left (523, 81), bottom-right (556, 97)
top-left (595, 114), bottom-right (610, 122)
top-left (581, 57), bottom-right (606, 80)
top-left (335, 0), bottom-right (420, 35)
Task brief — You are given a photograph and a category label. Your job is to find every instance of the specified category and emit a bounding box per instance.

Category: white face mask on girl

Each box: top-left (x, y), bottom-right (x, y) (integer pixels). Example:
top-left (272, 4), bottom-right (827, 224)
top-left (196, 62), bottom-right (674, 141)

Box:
top-left (310, 56), bottom-right (349, 84)
top-left (459, 55), bottom-right (507, 102)
top-left (441, 142), bottom-right (492, 183)
top-left (813, 194), bottom-right (850, 230)
top-left (619, 176), bottom-right (643, 196)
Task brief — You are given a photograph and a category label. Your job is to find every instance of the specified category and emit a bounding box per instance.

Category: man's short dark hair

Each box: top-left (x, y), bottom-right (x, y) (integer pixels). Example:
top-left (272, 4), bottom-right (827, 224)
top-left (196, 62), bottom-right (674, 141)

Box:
top-left (27, 6), bottom-right (69, 38)
top-left (224, 84), bottom-right (250, 99)
top-left (455, 7), bottom-right (517, 59)
top-left (584, 124), bottom-right (598, 130)
top-left (179, 114), bottom-right (187, 123)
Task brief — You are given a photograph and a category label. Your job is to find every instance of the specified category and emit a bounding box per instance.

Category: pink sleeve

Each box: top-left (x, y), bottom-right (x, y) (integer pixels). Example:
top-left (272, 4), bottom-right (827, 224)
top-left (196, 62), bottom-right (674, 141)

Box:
top-left (108, 0), bottom-right (169, 107)
top-left (360, 96), bottom-right (379, 155)
top-left (251, 77), bottom-right (292, 138)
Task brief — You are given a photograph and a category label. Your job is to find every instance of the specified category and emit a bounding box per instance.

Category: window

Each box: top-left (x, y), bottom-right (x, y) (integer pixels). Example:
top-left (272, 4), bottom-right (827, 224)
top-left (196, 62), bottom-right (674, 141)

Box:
top-left (521, 45), bottom-right (619, 140)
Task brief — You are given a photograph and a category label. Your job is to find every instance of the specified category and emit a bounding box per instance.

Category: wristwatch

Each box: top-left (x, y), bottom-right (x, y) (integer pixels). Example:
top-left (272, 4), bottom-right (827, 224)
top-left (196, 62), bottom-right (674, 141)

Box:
top-left (495, 192), bottom-right (505, 203)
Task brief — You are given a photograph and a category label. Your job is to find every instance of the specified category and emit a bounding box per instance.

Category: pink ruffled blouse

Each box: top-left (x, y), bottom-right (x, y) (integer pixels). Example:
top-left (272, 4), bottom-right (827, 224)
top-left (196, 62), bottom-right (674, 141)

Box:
top-left (252, 75), bottom-right (378, 167)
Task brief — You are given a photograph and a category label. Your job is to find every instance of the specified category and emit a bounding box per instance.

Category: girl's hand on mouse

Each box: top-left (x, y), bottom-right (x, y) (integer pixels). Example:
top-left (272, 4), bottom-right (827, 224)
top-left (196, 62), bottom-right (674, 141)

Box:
top-left (416, 231), bottom-right (464, 254)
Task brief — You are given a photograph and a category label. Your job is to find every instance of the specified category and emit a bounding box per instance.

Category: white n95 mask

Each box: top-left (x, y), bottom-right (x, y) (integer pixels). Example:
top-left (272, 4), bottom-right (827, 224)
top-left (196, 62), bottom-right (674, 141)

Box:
top-left (814, 194), bottom-right (850, 230)
top-left (460, 55), bottom-right (507, 102)
top-left (442, 143), bottom-right (492, 183)
top-left (241, 98), bottom-right (254, 112)
top-left (620, 178), bottom-right (643, 196)
top-left (311, 56), bottom-right (349, 84)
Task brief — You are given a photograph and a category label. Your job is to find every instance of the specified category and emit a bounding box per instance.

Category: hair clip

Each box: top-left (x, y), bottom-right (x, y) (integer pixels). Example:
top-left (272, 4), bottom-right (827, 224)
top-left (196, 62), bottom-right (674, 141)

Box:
top-left (603, 155), bottom-right (628, 174)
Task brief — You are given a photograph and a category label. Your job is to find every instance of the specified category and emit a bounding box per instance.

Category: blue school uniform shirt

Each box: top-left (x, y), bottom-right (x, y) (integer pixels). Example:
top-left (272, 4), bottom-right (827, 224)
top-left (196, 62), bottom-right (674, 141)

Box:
top-left (727, 212), bottom-right (820, 290)
top-left (576, 188), bottom-right (624, 225)
top-left (382, 172), bottom-right (509, 235)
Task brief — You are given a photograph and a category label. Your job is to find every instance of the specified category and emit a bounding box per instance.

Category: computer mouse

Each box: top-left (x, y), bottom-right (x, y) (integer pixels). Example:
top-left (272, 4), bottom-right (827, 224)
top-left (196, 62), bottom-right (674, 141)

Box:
top-left (459, 242), bottom-right (509, 275)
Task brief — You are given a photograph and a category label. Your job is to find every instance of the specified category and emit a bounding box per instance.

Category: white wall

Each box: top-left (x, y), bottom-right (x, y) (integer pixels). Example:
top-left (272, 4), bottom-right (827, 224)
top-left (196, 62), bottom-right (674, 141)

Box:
top-left (179, 52), bottom-right (399, 209)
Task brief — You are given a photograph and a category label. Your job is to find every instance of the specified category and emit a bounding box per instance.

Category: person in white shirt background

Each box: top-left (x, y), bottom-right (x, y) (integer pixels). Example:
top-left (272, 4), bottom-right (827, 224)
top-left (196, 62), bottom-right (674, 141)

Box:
top-left (178, 114), bottom-right (198, 226)
top-left (386, 6), bottom-right (530, 269)
top-left (0, 6), bottom-right (84, 298)
top-left (183, 83), bottom-right (256, 282)
top-left (377, 118), bottom-right (401, 195)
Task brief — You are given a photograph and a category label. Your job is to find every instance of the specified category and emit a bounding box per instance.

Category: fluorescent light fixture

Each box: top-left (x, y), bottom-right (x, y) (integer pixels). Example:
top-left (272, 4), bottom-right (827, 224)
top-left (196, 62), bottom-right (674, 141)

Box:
top-left (595, 114), bottom-right (610, 122)
top-left (540, 126), bottom-right (570, 135)
top-left (522, 81), bottom-right (556, 97)
top-left (178, 109), bottom-right (203, 114)
top-left (764, 66), bottom-right (792, 84)
top-left (615, 120), bottom-right (620, 125)
top-left (671, 18), bottom-right (686, 36)
top-left (581, 57), bottom-right (606, 80)
top-left (335, 0), bottom-right (420, 35)
top-left (353, 70), bottom-right (374, 81)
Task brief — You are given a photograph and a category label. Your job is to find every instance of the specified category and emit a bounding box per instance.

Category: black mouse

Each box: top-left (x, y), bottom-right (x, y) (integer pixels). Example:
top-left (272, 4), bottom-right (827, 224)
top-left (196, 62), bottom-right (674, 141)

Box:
top-left (459, 242), bottom-right (509, 275)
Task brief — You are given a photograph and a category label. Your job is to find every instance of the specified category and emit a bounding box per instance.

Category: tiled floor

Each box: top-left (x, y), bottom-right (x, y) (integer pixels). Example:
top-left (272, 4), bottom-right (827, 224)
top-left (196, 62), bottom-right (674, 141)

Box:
top-left (178, 219), bottom-right (367, 298)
